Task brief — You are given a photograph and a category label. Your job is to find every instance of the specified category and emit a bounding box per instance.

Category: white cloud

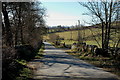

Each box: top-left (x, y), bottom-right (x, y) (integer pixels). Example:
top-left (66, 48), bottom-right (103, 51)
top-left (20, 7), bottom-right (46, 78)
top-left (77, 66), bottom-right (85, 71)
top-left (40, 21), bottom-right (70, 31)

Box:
top-left (44, 11), bottom-right (91, 26)
top-left (45, 12), bottom-right (78, 26)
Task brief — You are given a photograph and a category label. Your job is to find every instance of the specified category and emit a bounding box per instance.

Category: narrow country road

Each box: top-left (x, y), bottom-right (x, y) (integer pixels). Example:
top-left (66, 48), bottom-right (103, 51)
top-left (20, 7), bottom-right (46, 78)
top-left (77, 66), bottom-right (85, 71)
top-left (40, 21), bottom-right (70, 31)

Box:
top-left (32, 42), bottom-right (119, 80)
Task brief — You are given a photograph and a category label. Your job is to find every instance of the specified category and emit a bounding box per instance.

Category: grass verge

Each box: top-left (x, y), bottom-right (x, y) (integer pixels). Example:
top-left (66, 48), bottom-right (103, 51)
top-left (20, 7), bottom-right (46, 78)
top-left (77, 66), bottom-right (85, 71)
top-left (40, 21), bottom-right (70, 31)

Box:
top-left (15, 59), bottom-right (33, 80)
top-left (65, 49), bottom-right (120, 77)
top-left (16, 43), bottom-right (45, 80)
top-left (35, 43), bottom-right (45, 59)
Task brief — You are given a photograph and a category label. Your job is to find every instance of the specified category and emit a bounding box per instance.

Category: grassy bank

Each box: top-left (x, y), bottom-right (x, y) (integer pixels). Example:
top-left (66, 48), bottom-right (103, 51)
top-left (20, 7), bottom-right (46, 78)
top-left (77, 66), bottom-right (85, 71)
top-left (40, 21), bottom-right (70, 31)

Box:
top-left (34, 43), bottom-right (45, 59)
top-left (15, 60), bottom-right (33, 80)
top-left (3, 43), bottom-right (45, 80)
top-left (18, 44), bottom-right (45, 80)
top-left (50, 41), bottom-right (120, 77)
top-left (15, 44), bottom-right (45, 80)
top-left (65, 49), bottom-right (120, 77)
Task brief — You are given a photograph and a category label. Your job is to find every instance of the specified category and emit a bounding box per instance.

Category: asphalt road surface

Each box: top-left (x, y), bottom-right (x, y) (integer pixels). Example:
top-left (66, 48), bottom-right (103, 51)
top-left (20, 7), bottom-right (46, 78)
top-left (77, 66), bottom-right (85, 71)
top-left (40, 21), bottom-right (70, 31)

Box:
top-left (32, 42), bottom-right (119, 80)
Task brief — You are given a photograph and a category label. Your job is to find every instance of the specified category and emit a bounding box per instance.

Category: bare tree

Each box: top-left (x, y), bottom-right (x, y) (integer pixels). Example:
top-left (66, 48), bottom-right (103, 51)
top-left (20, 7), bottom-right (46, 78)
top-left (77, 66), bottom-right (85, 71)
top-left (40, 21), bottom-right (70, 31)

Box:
top-left (79, 0), bottom-right (120, 55)
top-left (3, 2), bottom-right (46, 47)
top-left (77, 20), bottom-right (83, 44)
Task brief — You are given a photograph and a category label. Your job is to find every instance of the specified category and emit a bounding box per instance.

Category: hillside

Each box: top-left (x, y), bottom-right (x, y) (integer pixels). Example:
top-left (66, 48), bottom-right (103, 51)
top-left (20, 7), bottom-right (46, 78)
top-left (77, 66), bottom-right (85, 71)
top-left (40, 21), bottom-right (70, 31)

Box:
top-left (43, 27), bottom-right (120, 48)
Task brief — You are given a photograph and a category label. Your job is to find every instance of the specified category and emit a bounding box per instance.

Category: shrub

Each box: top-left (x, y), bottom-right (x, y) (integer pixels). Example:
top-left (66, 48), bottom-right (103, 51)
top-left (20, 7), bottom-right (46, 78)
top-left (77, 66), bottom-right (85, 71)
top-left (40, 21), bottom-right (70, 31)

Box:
top-left (2, 46), bottom-right (23, 80)
top-left (15, 45), bottom-right (36, 61)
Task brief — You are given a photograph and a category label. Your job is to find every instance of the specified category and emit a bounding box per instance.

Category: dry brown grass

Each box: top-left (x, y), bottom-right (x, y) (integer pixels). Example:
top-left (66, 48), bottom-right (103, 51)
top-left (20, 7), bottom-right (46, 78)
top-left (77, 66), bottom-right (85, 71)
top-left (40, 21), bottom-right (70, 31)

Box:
top-left (65, 49), bottom-right (120, 77)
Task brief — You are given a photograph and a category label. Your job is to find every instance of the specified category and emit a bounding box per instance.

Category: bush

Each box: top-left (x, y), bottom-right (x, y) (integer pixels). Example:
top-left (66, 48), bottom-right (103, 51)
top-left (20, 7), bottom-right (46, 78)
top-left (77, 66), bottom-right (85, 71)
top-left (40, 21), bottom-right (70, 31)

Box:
top-left (15, 45), bottom-right (36, 61)
top-left (95, 48), bottom-right (109, 57)
top-left (2, 43), bottom-right (43, 80)
top-left (2, 46), bottom-right (24, 80)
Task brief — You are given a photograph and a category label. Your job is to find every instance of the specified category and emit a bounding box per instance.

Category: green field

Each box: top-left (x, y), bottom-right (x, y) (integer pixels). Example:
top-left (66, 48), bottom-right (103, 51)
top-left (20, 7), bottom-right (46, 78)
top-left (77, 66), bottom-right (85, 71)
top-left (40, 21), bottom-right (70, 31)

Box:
top-left (43, 28), bottom-right (120, 48)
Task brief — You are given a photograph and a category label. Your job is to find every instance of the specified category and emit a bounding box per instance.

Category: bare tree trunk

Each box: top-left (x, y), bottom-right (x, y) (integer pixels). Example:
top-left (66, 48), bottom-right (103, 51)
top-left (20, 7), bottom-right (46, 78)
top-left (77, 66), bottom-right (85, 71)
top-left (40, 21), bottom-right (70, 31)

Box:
top-left (2, 3), bottom-right (13, 46)
top-left (15, 27), bottom-right (18, 45)
top-left (101, 22), bottom-right (104, 49)
top-left (104, 2), bottom-right (109, 51)
top-left (18, 3), bottom-right (23, 44)
top-left (107, 1), bottom-right (113, 50)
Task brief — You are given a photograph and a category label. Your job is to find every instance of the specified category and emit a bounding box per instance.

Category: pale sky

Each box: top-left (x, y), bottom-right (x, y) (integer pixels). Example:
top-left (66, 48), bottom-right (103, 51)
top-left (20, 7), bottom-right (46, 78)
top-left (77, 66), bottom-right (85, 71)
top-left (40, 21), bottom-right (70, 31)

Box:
top-left (40, 1), bottom-right (91, 27)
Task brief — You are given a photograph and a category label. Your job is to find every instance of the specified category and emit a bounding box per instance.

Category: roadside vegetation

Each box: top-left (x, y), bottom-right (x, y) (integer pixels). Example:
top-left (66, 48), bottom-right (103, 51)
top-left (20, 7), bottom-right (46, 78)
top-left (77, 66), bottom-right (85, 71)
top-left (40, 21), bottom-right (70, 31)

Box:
top-left (2, 2), bottom-right (46, 80)
top-left (49, 39), bottom-right (120, 77)
top-left (65, 49), bottom-right (120, 77)
top-left (3, 43), bottom-right (45, 80)
top-left (16, 43), bottom-right (45, 80)
top-left (34, 43), bottom-right (45, 59)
